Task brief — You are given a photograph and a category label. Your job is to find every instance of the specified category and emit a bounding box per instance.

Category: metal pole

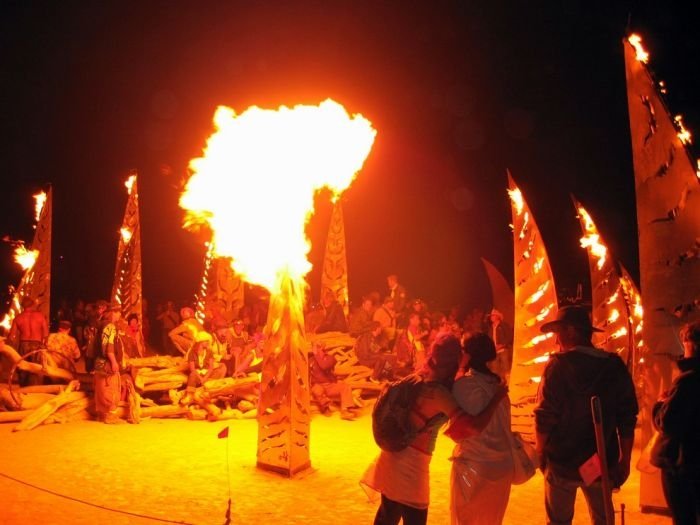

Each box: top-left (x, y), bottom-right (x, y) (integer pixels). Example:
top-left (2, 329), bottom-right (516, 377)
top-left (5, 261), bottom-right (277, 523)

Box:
top-left (591, 395), bottom-right (615, 525)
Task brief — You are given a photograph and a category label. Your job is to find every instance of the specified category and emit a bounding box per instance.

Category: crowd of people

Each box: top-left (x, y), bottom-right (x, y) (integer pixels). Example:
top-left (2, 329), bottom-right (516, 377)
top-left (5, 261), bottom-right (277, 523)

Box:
top-left (2, 274), bottom-right (698, 524)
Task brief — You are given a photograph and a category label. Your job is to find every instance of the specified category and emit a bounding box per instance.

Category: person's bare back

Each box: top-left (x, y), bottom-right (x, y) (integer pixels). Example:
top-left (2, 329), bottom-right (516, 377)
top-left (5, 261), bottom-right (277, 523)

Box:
top-left (12, 309), bottom-right (48, 343)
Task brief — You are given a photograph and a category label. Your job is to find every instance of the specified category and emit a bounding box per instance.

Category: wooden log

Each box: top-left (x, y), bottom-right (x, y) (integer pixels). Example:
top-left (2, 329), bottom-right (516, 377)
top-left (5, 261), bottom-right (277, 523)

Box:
top-left (0, 343), bottom-right (73, 382)
top-left (13, 381), bottom-right (81, 431)
top-left (0, 409), bottom-right (33, 423)
top-left (198, 375), bottom-right (259, 398)
top-left (142, 381), bottom-right (185, 392)
top-left (0, 384), bottom-right (65, 395)
top-left (44, 398), bottom-right (91, 424)
top-left (126, 356), bottom-right (184, 369)
top-left (0, 391), bottom-right (56, 411)
top-left (141, 404), bottom-right (189, 418)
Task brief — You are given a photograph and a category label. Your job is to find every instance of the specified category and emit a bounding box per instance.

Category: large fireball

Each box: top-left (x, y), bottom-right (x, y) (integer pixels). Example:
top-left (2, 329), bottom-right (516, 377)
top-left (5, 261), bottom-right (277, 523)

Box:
top-left (180, 99), bottom-right (376, 293)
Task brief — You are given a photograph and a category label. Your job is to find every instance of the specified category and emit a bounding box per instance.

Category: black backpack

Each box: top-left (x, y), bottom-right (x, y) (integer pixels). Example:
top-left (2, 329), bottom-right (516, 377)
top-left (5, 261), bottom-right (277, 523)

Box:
top-left (372, 374), bottom-right (425, 452)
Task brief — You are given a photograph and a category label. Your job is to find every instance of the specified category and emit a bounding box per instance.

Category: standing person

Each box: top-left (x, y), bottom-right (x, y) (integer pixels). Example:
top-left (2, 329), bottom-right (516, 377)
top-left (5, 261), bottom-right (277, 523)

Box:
top-left (393, 312), bottom-right (429, 375)
top-left (451, 333), bottom-right (513, 525)
top-left (534, 306), bottom-right (638, 525)
top-left (374, 296), bottom-right (398, 347)
top-left (157, 301), bottom-right (180, 354)
top-left (651, 321), bottom-right (700, 524)
top-left (387, 274), bottom-right (408, 315)
top-left (84, 300), bottom-right (108, 373)
top-left (9, 297), bottom-right (49, 386)
top-left (361, 334), bottom-right (507, 525)
top-left (485, 308), bottom-right (514, 383)
top-left (93, 305), bottom-right (127, 424)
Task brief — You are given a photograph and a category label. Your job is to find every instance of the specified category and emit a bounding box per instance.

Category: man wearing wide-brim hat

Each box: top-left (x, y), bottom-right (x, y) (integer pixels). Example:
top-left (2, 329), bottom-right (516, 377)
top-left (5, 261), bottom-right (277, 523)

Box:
top-left (534, 305), bottom-right (638, 525)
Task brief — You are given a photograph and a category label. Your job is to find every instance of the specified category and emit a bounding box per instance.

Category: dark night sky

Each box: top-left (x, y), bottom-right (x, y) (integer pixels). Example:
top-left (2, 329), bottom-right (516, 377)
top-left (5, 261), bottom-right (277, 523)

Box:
top-left (1, 1), bottom-right (698, 315)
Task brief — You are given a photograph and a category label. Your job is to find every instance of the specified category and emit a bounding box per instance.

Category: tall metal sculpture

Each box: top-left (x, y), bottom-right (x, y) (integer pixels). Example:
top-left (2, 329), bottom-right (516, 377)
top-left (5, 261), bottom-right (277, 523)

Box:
top-left (111, 171), bottom-right (143, 327)
top-left (1, 188), bottom-right (52, 331)
top-left (507, 172), bottom-right (559, 440)
top-left (624, 34), bottom-right (700, 511)
top-left (321, 200), bottom-right (349, 316)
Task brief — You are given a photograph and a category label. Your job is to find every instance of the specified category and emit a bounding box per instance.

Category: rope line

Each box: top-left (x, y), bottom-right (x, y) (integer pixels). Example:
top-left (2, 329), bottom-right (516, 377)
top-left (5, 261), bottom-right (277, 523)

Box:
top-left (0, 470), bottom-right (193, 524)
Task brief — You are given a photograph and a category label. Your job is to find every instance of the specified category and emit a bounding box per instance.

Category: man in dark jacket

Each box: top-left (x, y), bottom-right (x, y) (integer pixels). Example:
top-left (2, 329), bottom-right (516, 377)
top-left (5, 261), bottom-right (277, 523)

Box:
top-left (652, 320), bottom-right (700, 524)
top-left (534, 306), bottom-right (638, 525)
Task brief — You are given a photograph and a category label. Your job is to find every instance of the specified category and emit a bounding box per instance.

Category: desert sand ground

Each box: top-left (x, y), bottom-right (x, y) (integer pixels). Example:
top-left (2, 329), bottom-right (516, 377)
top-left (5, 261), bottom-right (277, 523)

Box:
top-left (0, 407), bottom-right (672, 525)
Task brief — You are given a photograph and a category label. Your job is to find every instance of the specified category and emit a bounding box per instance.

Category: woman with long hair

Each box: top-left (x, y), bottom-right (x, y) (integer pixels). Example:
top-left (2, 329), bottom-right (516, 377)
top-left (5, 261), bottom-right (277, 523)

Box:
top-left (450, 332), bottom-right (513, 524)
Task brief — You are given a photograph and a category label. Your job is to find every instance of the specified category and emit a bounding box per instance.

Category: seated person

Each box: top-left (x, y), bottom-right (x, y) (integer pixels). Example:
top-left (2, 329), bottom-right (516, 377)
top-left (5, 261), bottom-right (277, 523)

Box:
top-left (348, 296), bottom-right (376, 337)
top-left (123, 313), bottom-right (146, 358)
top-left (229, 318), bottom-right (260, 376)
top-left (354, 321), bottom-right (396, 381)
top-left (46, 320), bottom-right (81, 371)
top-left (393, 312), bottom-right (428, 377)
top-left (309, 342), bottom-right (357, 420)
top-left (181, 332), bottom-right (227, 405)
top-left (168, 307), bottom-right (203, 356)
top-left (316, 290), bottom-right (348, 334)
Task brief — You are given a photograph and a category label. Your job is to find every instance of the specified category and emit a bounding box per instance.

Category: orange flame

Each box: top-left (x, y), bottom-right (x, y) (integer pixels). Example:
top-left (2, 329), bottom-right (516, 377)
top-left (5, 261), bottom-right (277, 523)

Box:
top-left (674, 115), bottom-right (692, 145)
top-left (523, 332), bottom-right (554, 349)
top-left (14, 244), bottom-right (39, 270)
top-left (33, 191), bottom-right (47, 222)
top-left (180, 99), bottom-right (376, 292)
top-left (508, 188), bottom-right (524, 216)
top-left (578, 206), bottom-right (607, 270)
top-left (524, 281), bottom-right (550, 305)
top-left (125, 174), bottom-right (136, 195)
top-left (628, 34), bottom-right (649, 64)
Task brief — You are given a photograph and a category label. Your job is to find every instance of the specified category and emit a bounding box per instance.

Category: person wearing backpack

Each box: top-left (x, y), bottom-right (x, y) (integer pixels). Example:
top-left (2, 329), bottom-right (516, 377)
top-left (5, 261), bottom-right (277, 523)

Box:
top-left (450, 332), bottom-right (514, 525)
top-left (361, 333), bottom-right (507, 525)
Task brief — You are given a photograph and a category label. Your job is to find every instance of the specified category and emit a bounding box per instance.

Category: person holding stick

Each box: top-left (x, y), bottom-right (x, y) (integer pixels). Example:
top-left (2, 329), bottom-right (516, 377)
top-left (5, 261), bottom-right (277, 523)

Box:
top-left (534, 305), bottom-right (638, 525)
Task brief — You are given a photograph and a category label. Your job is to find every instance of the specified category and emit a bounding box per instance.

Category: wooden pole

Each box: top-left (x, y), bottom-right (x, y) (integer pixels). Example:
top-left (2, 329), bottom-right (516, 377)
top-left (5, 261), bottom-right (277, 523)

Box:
top-left (591, 396), bottom-right (615, 525)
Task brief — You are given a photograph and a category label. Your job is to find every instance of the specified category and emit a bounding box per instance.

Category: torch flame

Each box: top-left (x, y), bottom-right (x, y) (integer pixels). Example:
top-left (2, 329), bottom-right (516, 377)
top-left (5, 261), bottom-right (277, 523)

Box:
top-left (33, 191), bottom-right (47, 222)
top-left (578, 206), bottom-right (607, 270)
top-left (180, 99), bottom-right (376, 293)
top-left (674, 115), bottom-right (692, 145)
top-left (508, 188), bottom-right (524, 216)
top-left (125, 174), bottom-right (137, 195)
top-left (628, 34), bottom-right (649, 64)
top-left (14, 244), bottom-right (39, 270)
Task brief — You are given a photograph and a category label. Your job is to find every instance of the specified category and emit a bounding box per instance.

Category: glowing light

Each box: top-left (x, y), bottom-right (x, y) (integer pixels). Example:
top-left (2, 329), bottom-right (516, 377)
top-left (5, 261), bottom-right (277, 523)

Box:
top-left (33, 192), bottom-right (47, 222)
top-left (523, 332), bottom-right (554, 348)
top-left (533, 257), bottom-right (545, 274)
top-left (608, 309), bottom-right (620, 324)
top-left (508, 188), bottom-right (524, 216)
top-left (639, 357), bottom-right (645, 364)
top-left (524, 281), bottom-right (550, 305)
top-left (0, 313), bottom-right (12, 331)
top-left (578, 206), bottom-right (607, 270)
top-left (606, 290), bottom-right (620, 305)
top-left (519, 212), bottom-right (529, 240)
top-left (120, 227), bottom-right (133, 243)
top-left (533, 354), bottom-right (551, 364)
top-left (610, 326), bottom-right (628, 339)
top-left (125, 174), bottom-right (137, 195)
top-left (628, 34), bottom-right (649, 64)
top-left (14, 244), bottom-right (39, 270)
top-left (180, 99), bottom-right (376, 293)
top-left (674, 115), bottom-right (692, 145)
top-left (530, 376), bottom-right (542, 384)
top-left (696, 160), bottom-right (700, 180)
top-left (658, 81), bottom-right (667, 94)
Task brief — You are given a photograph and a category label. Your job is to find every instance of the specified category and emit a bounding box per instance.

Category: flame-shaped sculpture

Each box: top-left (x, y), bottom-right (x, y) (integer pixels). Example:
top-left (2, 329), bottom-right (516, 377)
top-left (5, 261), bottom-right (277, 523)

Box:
top-left (623, 33), bottom-right (700, 511)
top-left (320, 200), bottom-right (349, 316)
top-left (507, 172), bottom-right (559, 440)
top-left (110, 170), bottom-right (143, 325)
top-left (1, 188), bottom-right (52, 331)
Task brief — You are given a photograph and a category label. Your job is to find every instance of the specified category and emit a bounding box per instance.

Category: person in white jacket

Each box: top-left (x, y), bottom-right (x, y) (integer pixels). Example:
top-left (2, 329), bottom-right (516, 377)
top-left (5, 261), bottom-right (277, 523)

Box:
top-left (450, 332), bottom-right (513, 525)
